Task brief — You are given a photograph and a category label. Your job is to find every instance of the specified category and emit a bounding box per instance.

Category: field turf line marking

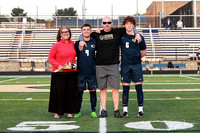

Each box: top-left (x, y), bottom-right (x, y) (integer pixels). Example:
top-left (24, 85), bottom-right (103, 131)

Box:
top-left (0, 75), bottom-right (51, 78)
top-left (143, 74), bottom-right (200, 77)
top-left (0, 99), bottom-right (49, 101)
top-left (99, 102), bottom-right (107, 133)
top-left (99, 118), bottom-right (106, 133)
top-left (180, 75), bottom-right (200, 80)
top-left (0, 76), bottom-right (27, 83)
top-left (129, 98), bottom-right (200, 100)
top-left (1, 98), bottom-right (200, 101)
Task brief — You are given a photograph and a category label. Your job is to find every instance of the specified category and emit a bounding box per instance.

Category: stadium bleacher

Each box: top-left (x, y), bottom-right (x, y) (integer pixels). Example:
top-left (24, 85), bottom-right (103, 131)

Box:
top-left (141, 29), bottom-right (200, 62)
top-left (30, 30), bottom-right (57, 60)
top-left (0, 30), bottom-right (16, 61)
top-left (141, 30), bottom-right (164, 61)
top-left (0, 28), bottom-right (199, 72)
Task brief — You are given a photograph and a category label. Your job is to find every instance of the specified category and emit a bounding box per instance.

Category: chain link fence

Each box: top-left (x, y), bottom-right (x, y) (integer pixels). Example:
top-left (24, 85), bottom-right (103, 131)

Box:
top-left (0, 15), bottom-right (200, 29)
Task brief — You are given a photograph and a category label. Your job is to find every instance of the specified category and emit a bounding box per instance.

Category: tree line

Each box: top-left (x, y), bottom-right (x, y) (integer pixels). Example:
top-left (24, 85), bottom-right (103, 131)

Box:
top-left (0, 7), bottom-right (77, 22)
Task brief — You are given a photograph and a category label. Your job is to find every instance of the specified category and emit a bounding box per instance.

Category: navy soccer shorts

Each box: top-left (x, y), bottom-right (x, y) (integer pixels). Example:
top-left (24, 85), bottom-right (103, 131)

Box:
top-left (77, 75), bottom-right (98, 91)
top-left (121, 63), bottom-right (143, 83)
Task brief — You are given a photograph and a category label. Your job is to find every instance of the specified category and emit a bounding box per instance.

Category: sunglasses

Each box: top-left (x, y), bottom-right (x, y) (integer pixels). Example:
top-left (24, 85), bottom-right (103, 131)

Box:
top-left (61, 31), bottom-right (70, 34)
top-left (102, 21), bottom-right (112, 25)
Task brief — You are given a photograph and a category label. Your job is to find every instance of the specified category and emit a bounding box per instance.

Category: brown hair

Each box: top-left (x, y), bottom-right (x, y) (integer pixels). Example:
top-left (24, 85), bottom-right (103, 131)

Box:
top-left (81, 24), bottom-right (91, 30)
top-left (56, 26), bottom-right (71, 42)
top-left (122, 16), bottom-right (136, 26)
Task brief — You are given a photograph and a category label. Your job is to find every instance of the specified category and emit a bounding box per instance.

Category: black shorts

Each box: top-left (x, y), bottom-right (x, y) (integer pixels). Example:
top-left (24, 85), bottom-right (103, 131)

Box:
top-left (121, 63), bottom-right (143, 83)
top-left (77, 75), bottom-right (98, 91)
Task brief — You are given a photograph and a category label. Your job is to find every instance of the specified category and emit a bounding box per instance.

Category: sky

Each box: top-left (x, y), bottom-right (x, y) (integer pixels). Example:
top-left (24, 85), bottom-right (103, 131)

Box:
top-left (0, 0), bottom-right (193, 19)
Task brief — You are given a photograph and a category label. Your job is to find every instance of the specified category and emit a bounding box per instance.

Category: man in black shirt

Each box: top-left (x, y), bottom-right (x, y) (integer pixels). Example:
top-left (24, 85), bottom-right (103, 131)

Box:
top-left (79, 16), bottom-right (141, 118)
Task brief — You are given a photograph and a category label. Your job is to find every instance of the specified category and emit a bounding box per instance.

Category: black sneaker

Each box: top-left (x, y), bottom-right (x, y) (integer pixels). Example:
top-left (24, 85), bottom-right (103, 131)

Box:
top-left (114, 110), bottom-right (122, 118)
top-left (123, 112), bottom-right (129, 118)
top-left (99, 109), bottom-right (107, 118)
top-left (137, 111), bottom-right (143, 118)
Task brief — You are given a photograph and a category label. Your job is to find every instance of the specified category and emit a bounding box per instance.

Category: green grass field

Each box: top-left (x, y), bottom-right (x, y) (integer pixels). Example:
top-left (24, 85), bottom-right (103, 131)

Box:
top-left (0, 74), bottom-right (200, 132)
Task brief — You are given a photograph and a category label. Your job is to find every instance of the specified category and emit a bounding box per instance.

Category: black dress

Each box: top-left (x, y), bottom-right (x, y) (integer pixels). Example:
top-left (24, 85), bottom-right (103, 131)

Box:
top-left (48, 71), bottom-right (79, 115)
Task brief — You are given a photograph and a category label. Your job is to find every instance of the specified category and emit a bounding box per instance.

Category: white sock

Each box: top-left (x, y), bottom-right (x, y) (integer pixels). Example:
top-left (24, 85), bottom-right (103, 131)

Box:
top-left (123, 106), bottom-right (128, 112)
top-left (139, 106), bottom-right (143, 113)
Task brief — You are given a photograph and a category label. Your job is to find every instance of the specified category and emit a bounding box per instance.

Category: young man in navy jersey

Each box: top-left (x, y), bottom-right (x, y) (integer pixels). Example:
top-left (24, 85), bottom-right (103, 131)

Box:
top-left (74, 24), bottom-right (98, 118)
top-left (120, 16), bottom-right (146, 118)
top-left (196, 48), bottom-right (200, 74)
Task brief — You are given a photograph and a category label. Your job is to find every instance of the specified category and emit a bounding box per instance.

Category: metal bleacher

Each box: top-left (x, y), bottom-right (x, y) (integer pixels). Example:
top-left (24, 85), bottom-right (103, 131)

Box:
top-left (0, 28), bottom-right (200, 71)
top-left (159, 31), bottom-right (188, 61)
top-left (29, 30), bottom-right (57, 60)
top-left (141, 29), bottom-right (200, 62)
top-left (0, 30), bottom-right (16, 61)
top-left (141, 30), bottom-right (164, 61)
top-left (0, 29), bottom-right (82, 62)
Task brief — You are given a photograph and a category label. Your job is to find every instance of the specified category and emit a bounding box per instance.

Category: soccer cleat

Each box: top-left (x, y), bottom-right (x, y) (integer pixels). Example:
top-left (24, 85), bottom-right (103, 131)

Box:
top-left (197, 71), bottom-right (200, 74)
top-left (137, 111), bottom-right (143, 118)
top-left (99, 109), bottom-right (107, 118)
top-left (123, 112), bottom-right (129, 118)
top-left (91, 112), bottom-right (98, 118)
top-left (74, 112), bottom-right (81, 118)
top-left (114, 110), bottom-right (122, 118)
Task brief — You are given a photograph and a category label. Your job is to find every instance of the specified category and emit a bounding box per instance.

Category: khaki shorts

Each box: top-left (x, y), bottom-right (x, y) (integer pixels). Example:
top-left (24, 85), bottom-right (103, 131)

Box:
top-left (96, 64), bottom-right (120, 90)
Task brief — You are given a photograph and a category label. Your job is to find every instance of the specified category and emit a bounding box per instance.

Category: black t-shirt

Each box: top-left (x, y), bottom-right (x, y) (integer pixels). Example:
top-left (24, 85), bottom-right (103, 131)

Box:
top-left (91, 28), bottom-right (125, 65)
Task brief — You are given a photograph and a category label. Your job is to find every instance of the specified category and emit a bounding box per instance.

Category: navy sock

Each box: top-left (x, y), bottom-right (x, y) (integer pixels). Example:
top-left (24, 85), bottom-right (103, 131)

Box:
top-left (198, 67), bottom-right (200, 71)
top-left (122, 86), bottom-right (130, 107)
top-left (90, 91), bottom-right (97, 112)
top-left (135, 84), bottom-right (143, 106)
top-left (78, 91), bottom-right (84, 112)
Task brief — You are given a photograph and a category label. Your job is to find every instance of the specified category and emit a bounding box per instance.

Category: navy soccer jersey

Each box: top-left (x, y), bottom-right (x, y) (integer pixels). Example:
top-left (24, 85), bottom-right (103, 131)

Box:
top-left (75, 39), bottom-right (97, 75)
top-left (120, 33), bottom-right (146, 66)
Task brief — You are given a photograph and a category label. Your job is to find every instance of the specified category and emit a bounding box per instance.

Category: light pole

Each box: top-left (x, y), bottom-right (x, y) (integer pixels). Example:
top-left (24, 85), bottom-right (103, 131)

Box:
top-left (111, 4), bottom-right (113, 19)
top-left (82, 0), bottom-right (86, 23)
top-left (36, 5), bottom-right (38, 28)
top-left (159, 0), bottom-right (165, 28)
top-left (162, 0), bottom-right (165, 18)
top-left (193, 0), bottom-right (197, 28)
top-left (136, 0), bottom-right (138, 15)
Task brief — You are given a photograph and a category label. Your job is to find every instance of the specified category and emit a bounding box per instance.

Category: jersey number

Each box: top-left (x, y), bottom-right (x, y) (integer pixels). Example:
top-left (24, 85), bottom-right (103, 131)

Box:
top-left (85, 50), bottom-right (89, 56)
top-left (126, 42), bottom-right (129, 48)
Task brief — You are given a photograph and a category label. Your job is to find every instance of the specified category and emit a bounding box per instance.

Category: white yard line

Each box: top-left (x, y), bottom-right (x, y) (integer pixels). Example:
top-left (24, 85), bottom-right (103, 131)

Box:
top-left (0, 76), bottom-right (27, 83)
top-left (0, 75), bottom-right (50, 78)
top-left (144, 74), bottom-right (200, 77)
top-left (180, 75), bottom-right (200, 80)
top-left (0, 75), bottom-right (50, 83)
top-left (99, 103), bottom-right (107, 133)
top-left (122, 83), bottom-right (200, 85)
top-left (99, 118), bottom-right (107, 133)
